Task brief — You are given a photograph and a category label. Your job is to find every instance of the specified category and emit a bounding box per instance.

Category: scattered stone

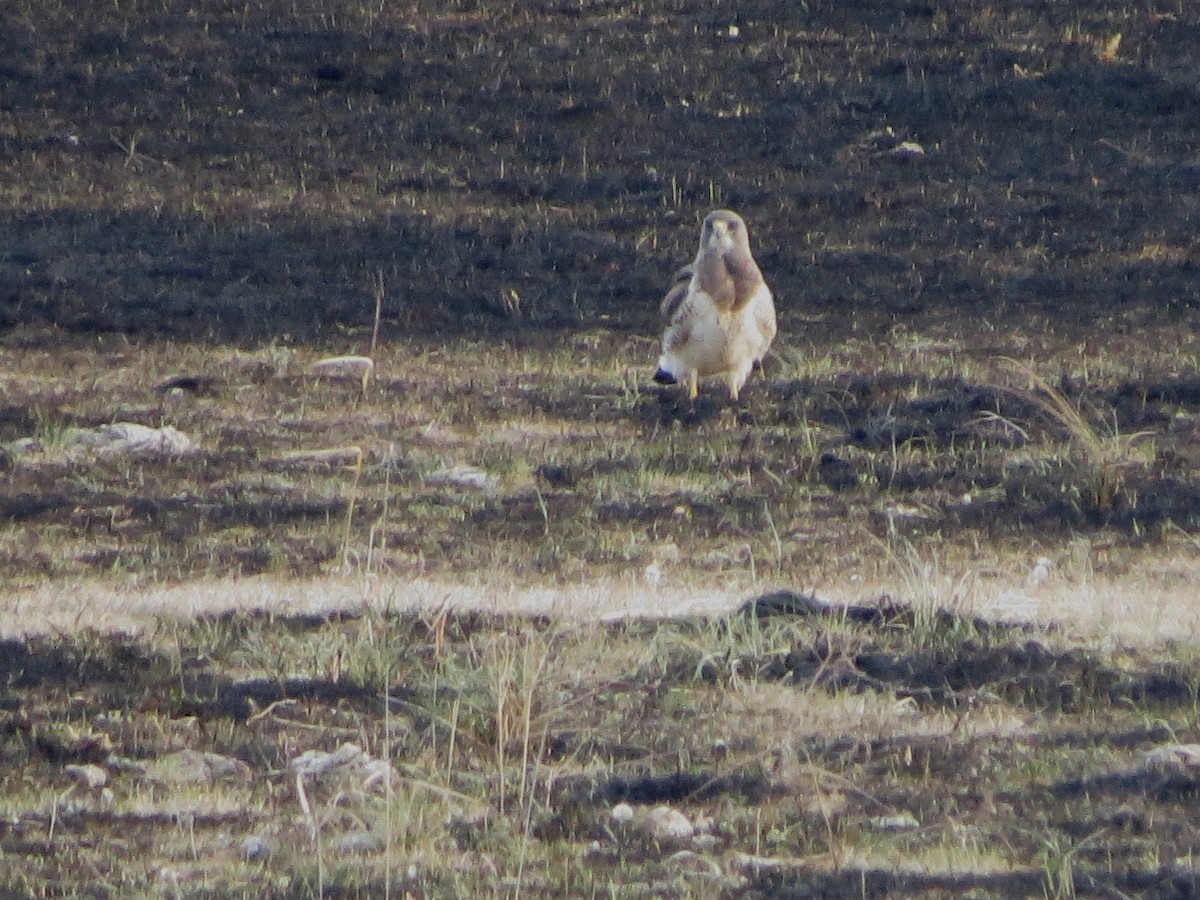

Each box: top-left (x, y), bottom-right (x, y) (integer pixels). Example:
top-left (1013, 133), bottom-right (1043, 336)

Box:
top-left (691, 832), bottom-right (722, 852)
top-left (36, 724), bottom-right (113, 762)
top-left (880, 502), bottom-right (930, 524)
top-left (103, 753), bottom-right (148, 774)
top-left (887, 140), bottom-right (926, 160)
top-left (643, 805), bottom-right (694, 845)
top-left (643, 563), bottom-right (663, 588)
top-left (426, 464), bottom-right (499, 491)
top-left (156, 375), bottom-right (219, 396)
top-left (610, 802), bottom-right (635, 826)
top-left (63, 764), bottom-right (108, 791)
top-left (7, 437), bottom-right (42, 455)
top-left (143, 749), bottom-right (251, 786)
top-left (63, 423), bottom-right (194, 457)
top-left (310, 355), bottom-right (375, 395)
top-left (310, 354), bottom-right (375, 383)
top-left (1143, 744), bottom-right (1200, 774)
top-left (666, 849), bottom-right (722, 877)
top-left (867, 811), bottom-right (920, 831)
top-left (728, 851), bottom-right (788, 874)
top-left (155, 865), bottom-right (204, 887)
top-left (1025, 556), bottom-right (1055, 590)
top-left (652, 542), bottom-right (682, 565)
top-left (335, 830), bottom-right (382, 854)
top-left (277, 446), bottom-right (364, 467)
top-left (241, 835), bottom-right (273, 860)
top-left (290, 742), bottom-right (397, 792)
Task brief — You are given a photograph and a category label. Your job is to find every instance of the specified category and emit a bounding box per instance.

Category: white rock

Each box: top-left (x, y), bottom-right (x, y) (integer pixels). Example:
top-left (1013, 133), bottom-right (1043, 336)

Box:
top-left (728, 851), bottom-right (786, 874)
top-left (426, 464), bottom-right (499, 491)
top-left (652, 542), bottom-right (682, 565)
top-left (291, 742), bottom-right (368, 778)
top-left (1144, 744), bottom-right (1200, 774)
top-left (1025, 556), bottom-right (1055, 590)
top-left (643, 805), bottom-right (693, 845)
top-left (336, 830), bottom-right (382, 854)
top-left (310, 355), bottom-right (375, 383)
top-left (64, 764), bottom-right (108, 790)
top-left (888, 141), bottom-right (926, 160)
top-left (8, 437), bottom-right (42, 455)
top-left (241, 835), bottom-right (273, 859)
top-left (643, 563), bottom-right (662, 588)
top-left (278, 446), bottom-right (364, 467)
top-left (64, 423), bottom-right (194, 457)
top-left (610, 802), bottom-right (635, 826)
top-left (290, 742), bottom-right (398, 792)
top-left (867, 811), bottom-right (920, 831)
top-left (666, 849), bottom-right (722, 876)
top-left (143, 749), bottom-right (250, 785)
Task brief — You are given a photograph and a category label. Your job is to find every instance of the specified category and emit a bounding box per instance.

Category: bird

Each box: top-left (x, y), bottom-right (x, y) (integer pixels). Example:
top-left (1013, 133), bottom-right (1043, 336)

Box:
top-left (653, 209), bottom-right (777, 402)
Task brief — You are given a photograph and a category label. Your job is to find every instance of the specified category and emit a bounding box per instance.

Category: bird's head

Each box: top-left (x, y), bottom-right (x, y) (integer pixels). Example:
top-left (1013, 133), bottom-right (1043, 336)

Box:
top-left (700, 209), bottom-right (756, 277)
top-left (700, 209), bottom-right (749, 258)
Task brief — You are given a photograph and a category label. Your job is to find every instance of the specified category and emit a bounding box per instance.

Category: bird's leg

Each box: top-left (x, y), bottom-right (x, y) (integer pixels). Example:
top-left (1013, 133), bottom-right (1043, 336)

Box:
top-left (688, 370), bottom-right (699, 400)
top-left (729, 363), bottom-right (753, 403)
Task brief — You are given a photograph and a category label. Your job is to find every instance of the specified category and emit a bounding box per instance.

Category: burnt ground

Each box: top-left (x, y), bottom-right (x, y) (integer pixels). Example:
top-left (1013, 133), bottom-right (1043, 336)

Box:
top-left (1, 1), bottom-right (1198, 342)
top-left (3, 0), bottom-right (1200, 896)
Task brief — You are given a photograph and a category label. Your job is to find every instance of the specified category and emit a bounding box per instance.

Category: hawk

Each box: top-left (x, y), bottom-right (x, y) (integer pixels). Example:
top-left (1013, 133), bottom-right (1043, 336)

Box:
top-left (653, 210), bottom-right (777, 401)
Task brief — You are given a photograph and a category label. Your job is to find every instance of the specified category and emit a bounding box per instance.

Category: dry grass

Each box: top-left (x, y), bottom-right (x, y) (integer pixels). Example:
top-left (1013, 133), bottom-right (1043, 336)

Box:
top-left (5, 0), bottom-right (1200, 894)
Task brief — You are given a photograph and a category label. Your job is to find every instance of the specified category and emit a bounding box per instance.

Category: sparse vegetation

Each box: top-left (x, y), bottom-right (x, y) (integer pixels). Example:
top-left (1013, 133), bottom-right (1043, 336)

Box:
top-left (3, 0), bottom-right (1200, 896)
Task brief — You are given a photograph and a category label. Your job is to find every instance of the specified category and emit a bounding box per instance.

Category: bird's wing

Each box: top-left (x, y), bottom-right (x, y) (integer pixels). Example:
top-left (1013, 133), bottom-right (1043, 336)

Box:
top-left (660, 280), bottom-right (690, 321)
top-left (751, 286), bottom-right (778, 355)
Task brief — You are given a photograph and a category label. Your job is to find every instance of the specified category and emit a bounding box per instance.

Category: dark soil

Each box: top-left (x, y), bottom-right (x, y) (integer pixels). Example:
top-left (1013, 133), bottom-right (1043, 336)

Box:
top-left (2, 1), bottom-right (1197, 342)
top-left (4, 2), bottom-right (1200, 895)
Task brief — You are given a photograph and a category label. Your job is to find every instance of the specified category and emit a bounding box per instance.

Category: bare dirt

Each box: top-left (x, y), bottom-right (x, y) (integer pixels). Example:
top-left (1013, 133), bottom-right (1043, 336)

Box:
top-left (3, 0), bottom-right (1200, 896)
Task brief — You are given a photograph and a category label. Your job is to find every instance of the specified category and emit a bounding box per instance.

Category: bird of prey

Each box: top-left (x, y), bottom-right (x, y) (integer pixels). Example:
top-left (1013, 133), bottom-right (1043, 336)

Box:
top-left (653, 210), bottom-right (777, 401)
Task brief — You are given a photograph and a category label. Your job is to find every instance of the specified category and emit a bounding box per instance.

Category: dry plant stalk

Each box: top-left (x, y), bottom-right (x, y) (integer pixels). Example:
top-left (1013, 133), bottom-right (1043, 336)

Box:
top-left (999, 357), bottom-right (1153, 511)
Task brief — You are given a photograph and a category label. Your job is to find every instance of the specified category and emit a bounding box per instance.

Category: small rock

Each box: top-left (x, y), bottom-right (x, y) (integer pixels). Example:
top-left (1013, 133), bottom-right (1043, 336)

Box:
top-left (278, 446), bottom-right (364, 467)
top-left (426, 464), bottom-right (499, 491)
top-left (1143, 744), bottom-right (1200, 774)
top-left (290, 742), bottom-right (398, 792)
top-left (728, 851), bottom-right (787, 874)
top-left (63, 764), bottom-right (108, 791)
top-left (241, 835), bottom-right (273, 860)
top-left (103, 753), bottom-right (147, 774)
top-left (156, 375), bottom-right (219, 395)
top-left (610, 802), bottom-right (635, 826)
top-left (1025, 556), bottom-right (1055, 590)
top-left (887, 140), bottom-right (926, 160)
top-left (690, 832), bottom-right (722, 852)
top-left (336, 830), bottom-right (382, 854)
top-left (643, 805), bottom-right (693, 845)
top-left (310, 355), bottom-right (375, 386)
top-left (643, 563), bottom-right (662, 588)
top-left (867, 811), bottom-right (920, 831)
top-left (64, 423), bottom-right (194, 457)
top-left (143, 750), bottom-right (250, 786)
top-left (652, 542), bottom-right (682, 565)
top-left (666, 849), bottom-right (722, 876)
